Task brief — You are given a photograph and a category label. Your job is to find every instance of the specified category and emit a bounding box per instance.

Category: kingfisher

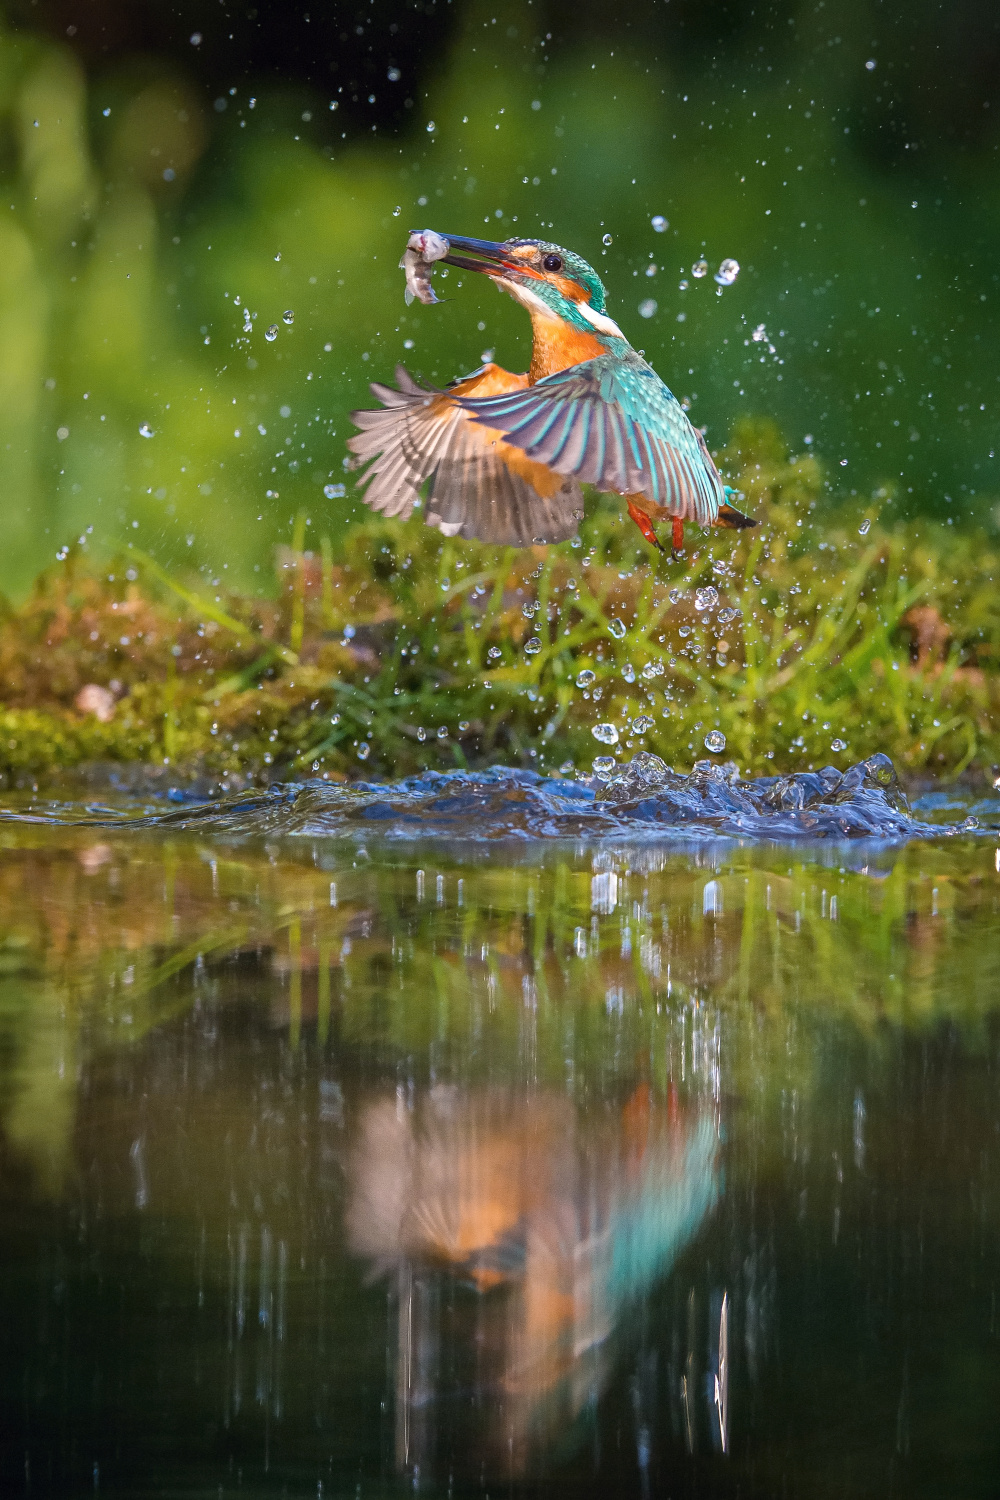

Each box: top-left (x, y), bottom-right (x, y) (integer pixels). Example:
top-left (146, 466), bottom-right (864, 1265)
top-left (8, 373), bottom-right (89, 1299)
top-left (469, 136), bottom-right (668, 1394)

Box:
top-left (348, 234), bottom-right (755, 553)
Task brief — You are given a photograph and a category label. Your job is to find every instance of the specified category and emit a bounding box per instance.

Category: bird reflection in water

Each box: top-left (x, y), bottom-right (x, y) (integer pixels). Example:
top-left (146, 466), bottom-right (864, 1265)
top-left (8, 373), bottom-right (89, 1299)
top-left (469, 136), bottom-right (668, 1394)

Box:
top-left (346, 1082), bottom-right (719, 1482)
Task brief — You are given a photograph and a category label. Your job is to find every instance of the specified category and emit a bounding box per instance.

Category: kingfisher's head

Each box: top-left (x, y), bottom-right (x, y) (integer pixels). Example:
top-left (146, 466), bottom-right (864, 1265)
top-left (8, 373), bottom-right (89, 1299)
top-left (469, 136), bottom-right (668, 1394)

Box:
top-left (441, 234), bottom-right (624, 341)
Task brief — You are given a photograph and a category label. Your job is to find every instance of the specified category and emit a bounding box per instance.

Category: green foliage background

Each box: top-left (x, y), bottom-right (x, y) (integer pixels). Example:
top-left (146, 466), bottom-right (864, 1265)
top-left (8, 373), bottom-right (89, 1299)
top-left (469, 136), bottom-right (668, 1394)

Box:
top-left (0, 0), bottom-right (997, 599)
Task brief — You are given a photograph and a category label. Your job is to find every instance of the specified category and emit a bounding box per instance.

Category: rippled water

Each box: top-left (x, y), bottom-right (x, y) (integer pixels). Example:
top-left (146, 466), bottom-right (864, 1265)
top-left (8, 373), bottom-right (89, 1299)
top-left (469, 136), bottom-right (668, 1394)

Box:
top-left (1, 761), bottom-right (999, 1496)
top-left (2, 752), bottom-right (992, 844)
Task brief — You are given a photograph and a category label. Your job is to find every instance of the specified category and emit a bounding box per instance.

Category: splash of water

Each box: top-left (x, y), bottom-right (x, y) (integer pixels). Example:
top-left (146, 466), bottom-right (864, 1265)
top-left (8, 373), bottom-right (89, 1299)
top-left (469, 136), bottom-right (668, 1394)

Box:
top-left (4, 752), bottom-right (987, 844)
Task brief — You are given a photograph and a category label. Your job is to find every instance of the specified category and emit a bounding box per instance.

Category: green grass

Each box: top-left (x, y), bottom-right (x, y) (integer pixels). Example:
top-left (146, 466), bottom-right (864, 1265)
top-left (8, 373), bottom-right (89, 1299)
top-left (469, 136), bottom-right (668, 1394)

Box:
top-left (0, 418), bottom-right (998, 786)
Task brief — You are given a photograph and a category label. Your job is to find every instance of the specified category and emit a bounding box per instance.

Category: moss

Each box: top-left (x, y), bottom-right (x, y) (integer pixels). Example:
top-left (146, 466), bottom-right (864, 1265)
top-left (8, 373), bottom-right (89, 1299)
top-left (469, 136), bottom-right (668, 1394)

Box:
top-left (1, 423), bottom-right (999, 785)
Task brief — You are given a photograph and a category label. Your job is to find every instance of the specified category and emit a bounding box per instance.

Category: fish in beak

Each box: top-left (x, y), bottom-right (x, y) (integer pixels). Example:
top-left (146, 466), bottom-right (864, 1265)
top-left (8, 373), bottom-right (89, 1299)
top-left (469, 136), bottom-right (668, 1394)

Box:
top-left (399, 232), bottom-right (517, 305)
top-left (399, 230), bottom-right (450, 305)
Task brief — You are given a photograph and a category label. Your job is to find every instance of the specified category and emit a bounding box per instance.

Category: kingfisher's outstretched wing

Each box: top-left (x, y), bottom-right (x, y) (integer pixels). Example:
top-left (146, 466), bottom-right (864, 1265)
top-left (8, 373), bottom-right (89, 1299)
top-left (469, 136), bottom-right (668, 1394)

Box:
top-left (453, 353), bottom-right (725, 525)
top-left (347, 366), bottom-right (585, 547)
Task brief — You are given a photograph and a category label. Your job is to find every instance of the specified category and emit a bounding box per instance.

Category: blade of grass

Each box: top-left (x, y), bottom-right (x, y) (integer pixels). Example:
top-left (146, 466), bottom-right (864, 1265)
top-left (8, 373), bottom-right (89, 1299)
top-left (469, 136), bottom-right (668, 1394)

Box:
top-left (132, 548), bottom-right (299, 667)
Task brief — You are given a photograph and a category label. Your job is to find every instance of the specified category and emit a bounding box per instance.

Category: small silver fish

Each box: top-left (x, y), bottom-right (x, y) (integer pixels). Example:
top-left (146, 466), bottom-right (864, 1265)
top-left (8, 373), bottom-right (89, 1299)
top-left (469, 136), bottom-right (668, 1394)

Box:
top-left (400, 229), bottom-right (450, 306)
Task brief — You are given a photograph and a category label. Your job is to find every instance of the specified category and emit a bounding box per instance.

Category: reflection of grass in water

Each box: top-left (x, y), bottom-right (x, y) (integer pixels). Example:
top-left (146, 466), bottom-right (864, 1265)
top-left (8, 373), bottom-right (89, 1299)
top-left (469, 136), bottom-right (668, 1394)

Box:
top-left (0, 832), bottom-right (994, 1187)
top-left (2, 421), bottom-right (1000, 781)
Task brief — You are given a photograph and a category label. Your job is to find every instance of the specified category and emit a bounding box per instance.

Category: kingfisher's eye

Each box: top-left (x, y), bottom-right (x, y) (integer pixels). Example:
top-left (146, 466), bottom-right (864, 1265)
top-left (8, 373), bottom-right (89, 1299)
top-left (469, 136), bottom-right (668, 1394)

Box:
top-left (542, 253), bottom-right (563, 272)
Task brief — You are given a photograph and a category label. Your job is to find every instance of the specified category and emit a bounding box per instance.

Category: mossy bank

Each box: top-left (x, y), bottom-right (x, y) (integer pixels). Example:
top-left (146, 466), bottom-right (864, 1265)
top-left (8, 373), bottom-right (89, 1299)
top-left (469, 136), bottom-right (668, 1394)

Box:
top-left (2, 422), bottom-right (999, 790)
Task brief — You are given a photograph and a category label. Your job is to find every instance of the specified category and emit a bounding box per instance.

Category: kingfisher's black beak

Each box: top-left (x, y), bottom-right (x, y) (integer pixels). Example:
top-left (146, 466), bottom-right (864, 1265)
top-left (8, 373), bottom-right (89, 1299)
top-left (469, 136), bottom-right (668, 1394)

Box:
top-left (439, 235), bottom-right (512, 276)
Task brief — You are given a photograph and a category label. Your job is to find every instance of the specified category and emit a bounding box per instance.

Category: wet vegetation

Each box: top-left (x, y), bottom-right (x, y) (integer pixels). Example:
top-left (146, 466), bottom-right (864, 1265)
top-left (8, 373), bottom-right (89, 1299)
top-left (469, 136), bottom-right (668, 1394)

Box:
top-left (1, 418), bottom-right (998, 786)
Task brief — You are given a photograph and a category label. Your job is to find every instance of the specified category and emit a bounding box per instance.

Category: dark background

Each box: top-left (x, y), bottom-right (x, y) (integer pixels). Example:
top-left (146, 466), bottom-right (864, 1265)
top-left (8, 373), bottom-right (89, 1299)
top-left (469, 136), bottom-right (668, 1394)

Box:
top-left (18, 0), bottom-right (1000, 159)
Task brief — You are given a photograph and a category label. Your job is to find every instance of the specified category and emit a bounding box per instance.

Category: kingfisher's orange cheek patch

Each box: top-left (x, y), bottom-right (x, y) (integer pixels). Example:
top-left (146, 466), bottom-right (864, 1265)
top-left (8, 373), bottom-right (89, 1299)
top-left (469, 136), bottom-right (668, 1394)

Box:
top-left (552, 274), bottom-right (588, 302)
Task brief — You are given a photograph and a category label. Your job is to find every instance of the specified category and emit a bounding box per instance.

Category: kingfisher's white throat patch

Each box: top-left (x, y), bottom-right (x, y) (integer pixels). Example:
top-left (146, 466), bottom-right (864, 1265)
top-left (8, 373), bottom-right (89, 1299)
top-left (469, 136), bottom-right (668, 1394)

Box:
top-left (499, 279), bottom-right (560, 320)
top-left (577, 302), bottom-right (624, 338)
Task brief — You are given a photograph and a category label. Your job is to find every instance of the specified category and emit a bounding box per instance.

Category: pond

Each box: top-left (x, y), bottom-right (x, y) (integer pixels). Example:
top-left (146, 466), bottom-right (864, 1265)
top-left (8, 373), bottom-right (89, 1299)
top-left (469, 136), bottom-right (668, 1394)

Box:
top-left (1, 766), bottom-right (999, 1497)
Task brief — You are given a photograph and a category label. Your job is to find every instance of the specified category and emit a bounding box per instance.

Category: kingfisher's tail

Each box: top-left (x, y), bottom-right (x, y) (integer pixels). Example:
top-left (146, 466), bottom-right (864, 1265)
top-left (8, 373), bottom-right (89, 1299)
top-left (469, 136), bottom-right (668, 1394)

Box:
top-left (713, 501), bottom-right (757, 531)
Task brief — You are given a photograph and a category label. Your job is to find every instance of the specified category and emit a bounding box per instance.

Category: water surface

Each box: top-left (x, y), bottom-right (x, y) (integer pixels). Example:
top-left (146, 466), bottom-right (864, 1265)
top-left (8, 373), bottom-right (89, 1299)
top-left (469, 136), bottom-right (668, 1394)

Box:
top-left (1, 771), bottom-right (999, 1497)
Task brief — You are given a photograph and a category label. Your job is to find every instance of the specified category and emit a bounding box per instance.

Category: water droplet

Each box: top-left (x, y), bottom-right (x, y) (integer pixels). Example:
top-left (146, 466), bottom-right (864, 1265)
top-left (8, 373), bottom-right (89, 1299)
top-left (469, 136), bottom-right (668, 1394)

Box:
top-left (282, 309), bottom-right (294, 325)
top-left (138, 423), bottom-right (154, 438)
top-left (695, 586), bottom-right (719, 611)
top-left (274, 252), bottom-right (281, 261)
top-left (704, 730), bottom-right (726, 752)
top-left (265, 325), bottom-right (278, 341)
top-left (592, 755), bottom-right (617, 777)
top-left (866, 753), bottom-right (895, 786)
top-left (608, 617), bottom-right (626, 639)
top-left (651, 215), bottom-right (668, 233)
top-left (487, 645), bottom-right (502, 660)
top-left (668, 587), bottom-right (683, 604)
top-left (830, 738), bottom-right (847, 752)
top-left (324, 483), bottom-right (345, 499)
top-left (592, 723), bottom-right (620, 746)
top-left (717, 607), bottom-right (741, 623)
top-left (357, 742), bottom-right (371, 760)
top-left (622, 662), bottom-right (636, 683)
top-left (392, 205), bottom-right (402, 216)
top-left (524, 637), bottom-right (542, 655)
top-left (576, 669), bottom-right (595, 688)
top-left (714, 258), bottom-right (740, 287)
top-left (638, 298), bottom-right (657, 318)
top-left (602, 233), bottom-right (613, 246)
top-left (865, 58), bottom-right (876, 70)
top-left (692, 258), bottom-right (708, 278)
top-left (387, 66), bottom-right (401, 82)
top-left (858, 518), bottom-right (871, 535)
top-left (641, 660), bottom-right (664, 679)
top-left (632, 715), bottom-right (654, 733)
top-left (436, 725), bottom-right (448, 740)
top-left (426, 120), bottom-right (436, 133)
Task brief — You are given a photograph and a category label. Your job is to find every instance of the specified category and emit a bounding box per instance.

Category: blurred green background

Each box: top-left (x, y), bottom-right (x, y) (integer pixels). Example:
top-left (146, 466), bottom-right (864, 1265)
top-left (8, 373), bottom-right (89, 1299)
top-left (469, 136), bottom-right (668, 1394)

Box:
top-left (0, 0), bottom-right (997, 596)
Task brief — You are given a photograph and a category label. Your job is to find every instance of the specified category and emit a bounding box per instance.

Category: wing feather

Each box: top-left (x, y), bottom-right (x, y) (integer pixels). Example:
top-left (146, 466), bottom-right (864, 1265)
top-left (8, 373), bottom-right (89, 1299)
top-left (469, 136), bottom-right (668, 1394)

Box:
top-left (348, 369), bottom-right (584, 546)
top-left (454, 354), bottom-right (725, 522)
top-left (599, 404), bottom-right (630, 491)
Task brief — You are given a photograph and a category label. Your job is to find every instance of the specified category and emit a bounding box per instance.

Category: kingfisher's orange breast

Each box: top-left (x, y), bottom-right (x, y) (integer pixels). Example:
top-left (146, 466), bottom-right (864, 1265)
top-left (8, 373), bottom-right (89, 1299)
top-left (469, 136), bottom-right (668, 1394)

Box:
top-left (528, 315), bottom-right (605, 383)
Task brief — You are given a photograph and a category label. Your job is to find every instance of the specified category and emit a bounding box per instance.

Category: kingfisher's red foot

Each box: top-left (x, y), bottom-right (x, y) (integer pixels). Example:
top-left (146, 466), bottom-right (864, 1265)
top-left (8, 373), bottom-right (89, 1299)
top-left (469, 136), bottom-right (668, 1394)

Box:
top-left (672, 517), bottom-right (685, 553)
top-left (627, 499), bottom-right (664, 552)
